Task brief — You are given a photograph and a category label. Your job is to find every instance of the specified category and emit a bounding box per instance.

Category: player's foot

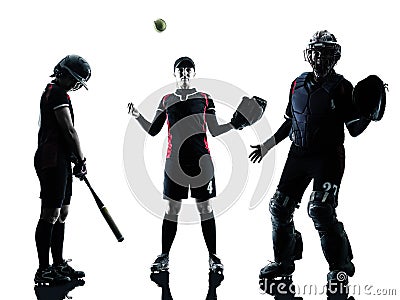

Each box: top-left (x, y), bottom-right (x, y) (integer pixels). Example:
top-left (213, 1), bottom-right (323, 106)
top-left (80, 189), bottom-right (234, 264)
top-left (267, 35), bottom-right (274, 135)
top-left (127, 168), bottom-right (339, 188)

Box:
top-left (34, 266), bottom-right (71, 285)
top-left (209, 253), bottom-right (224, 273)
top-left (151, 253), bottom-right (169, 272)
top-left (53, 259), bottom-right (85, 279)
top-left (259, 261), bottom-right (295, 279)
top-left (327, 270), bottom-right (352, 299)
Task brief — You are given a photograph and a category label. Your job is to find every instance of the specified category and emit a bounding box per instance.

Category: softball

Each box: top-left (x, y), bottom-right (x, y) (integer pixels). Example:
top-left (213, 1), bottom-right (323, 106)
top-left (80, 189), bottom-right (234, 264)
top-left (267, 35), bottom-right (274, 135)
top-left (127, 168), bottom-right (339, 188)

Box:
top-left (154, 18), bottom-right (167, 32)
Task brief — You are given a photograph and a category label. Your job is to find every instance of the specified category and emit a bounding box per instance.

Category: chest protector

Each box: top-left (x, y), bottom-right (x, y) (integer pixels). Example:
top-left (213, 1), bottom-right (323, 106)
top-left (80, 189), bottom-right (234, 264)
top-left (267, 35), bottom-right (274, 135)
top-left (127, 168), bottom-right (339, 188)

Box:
top-left (290, 72), bottom-right (343, 148)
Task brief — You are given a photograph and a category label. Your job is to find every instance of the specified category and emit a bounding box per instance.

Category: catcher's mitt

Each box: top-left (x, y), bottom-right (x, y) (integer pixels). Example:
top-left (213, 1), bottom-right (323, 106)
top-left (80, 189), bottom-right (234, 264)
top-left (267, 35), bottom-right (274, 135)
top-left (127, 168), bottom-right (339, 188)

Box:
top-left (353, 75), bottom-right (387, 121)
top-left (231, 96), bottom-right (267, 130)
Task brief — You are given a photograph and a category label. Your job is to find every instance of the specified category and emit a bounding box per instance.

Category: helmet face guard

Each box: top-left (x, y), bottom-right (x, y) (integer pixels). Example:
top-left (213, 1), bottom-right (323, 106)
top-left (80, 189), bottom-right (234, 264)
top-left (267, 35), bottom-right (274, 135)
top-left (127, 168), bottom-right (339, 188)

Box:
top-left (52, 55), bottom-right (91, 91)
top-left (304, 31), bottom-right (341, 79)
top-left (61, 63), bottom-right (90, 90)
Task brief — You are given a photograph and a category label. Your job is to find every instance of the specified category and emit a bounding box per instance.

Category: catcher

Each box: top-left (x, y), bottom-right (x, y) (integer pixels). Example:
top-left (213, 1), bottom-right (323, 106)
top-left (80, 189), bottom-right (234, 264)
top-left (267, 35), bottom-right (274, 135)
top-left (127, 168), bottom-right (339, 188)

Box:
top-left (128, 56), bottom-right (266, 276)
top-left (249, 30), bottom-right (386, 299)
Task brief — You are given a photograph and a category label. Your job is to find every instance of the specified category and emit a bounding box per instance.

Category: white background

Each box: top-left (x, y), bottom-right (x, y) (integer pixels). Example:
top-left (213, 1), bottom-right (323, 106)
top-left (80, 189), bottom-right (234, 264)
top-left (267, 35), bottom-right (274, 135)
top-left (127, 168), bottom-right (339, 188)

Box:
top-left (1, 0), bottom-right (399, 299)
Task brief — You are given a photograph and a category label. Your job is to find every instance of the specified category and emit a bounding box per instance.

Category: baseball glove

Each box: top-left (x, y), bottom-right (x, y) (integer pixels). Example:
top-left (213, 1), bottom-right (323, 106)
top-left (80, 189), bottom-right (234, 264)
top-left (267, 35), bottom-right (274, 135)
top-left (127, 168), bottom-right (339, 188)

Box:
top-left (231, 96), bottom-right (267, 130)
top-left (353, 75), bottom-right (387, 121)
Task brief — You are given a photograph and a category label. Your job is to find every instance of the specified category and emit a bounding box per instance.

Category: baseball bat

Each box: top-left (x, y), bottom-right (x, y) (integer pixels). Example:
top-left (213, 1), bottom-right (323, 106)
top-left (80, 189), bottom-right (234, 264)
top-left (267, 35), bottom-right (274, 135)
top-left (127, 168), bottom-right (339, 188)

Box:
top-left (83, 176), bottom-right (124, 242)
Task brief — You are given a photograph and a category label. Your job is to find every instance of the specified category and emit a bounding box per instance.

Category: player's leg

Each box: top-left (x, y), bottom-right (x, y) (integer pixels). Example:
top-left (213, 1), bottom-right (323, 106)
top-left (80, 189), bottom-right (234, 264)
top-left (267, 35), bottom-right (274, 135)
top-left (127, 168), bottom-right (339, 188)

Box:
top-left (34, 158), bottom-right (71, 284)
top-left (51, 168), bottom-right (71, 266)
top-left (308, 146), bottom-right (354, 275)
top-left (162, 169), bottom-right (187, 255)
top-left (151, 169), bottom-right (187, 273)
top-left (51, 204), bottom-right (68, 266)
top-left (151, 199), bottom-right (182, 272)
top-left (52, 197), bottom-right (85, 279)
top-left (192, 174), bottom-right (223, 273)
top-left (196, 200), bottom-right (216, 254)
top-left (162, 199), bottom-right (182, 254)
top-left (196, 199), bottom-right (223, 273)
top-left (260, 150), bottom-right (311, 279)
top-left (36, 206), bottom-right (60, 270)
top-left (308, 146), bottom-right (354, 298)
top-left (35, 206), bottom-right (72, 284)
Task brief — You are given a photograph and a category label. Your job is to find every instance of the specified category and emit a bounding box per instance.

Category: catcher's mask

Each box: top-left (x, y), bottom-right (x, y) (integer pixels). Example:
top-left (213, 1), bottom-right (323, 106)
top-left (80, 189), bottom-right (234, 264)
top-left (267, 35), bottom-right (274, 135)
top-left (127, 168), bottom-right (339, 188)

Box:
top-left (304, 30), bottom-right (341, 80)
top-left (51, 54), bottom-right (91, 91)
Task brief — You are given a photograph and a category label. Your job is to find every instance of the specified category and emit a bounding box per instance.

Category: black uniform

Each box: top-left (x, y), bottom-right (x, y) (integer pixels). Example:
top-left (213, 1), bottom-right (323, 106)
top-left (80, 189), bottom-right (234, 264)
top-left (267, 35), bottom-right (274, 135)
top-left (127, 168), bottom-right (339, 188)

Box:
top-left (34, 82), bottom-right (74, 208)
top-left (270, 72), bottom-right (359, 273)
top-left (148, 88), bottom-right (216, 201)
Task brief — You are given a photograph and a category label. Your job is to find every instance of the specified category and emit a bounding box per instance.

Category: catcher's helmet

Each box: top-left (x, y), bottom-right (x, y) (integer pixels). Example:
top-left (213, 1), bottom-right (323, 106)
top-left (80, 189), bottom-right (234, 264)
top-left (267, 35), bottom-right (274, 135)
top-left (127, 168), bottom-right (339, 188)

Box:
top-left (304, 30), bottom-right (341, 79)
top-left (52, 55), bottom-right (91, 90)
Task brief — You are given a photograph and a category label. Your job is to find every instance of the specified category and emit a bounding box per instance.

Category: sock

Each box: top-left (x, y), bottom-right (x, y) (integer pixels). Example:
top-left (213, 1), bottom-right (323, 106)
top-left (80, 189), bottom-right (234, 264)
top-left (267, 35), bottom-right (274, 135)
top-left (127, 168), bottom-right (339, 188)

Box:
top-left (200, 212), bottom-right (216, 255)
top-left (35, 219), bottom-right (54, 270)
top-left (161, 214), bottom-right (178, 254)
top-left (51, 221), bottom-right (65, 265)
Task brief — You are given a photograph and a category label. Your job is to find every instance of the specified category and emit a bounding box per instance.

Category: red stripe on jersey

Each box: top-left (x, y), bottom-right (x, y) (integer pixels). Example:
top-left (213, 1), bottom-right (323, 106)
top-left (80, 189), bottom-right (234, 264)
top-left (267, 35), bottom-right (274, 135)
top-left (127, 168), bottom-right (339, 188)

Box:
top-left (164, 94), bottom-right (172, 158)
top-left (201, 92), bottom-right (209, 106)
top-left (291, 80), bottom-right (297, 94)
top-left (201, 93), bottom-right (211, 156)
top-left (204, 136), bottom-right (210, 154)
top-left (162, 94), bottom-right (171, 109)
top-left (45, 84), bottom-right (53, 102)
top-left (166, 114), bottom-right (172, 158)
top-left (201, 92), bottom-right (209, 132)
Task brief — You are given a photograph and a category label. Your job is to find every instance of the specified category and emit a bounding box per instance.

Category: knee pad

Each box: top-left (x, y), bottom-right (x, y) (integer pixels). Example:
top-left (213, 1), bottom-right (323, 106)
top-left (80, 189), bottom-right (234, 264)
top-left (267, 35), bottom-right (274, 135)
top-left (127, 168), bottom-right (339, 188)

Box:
top-left (166, 200), bottom-right (182, 216)
top-left (197, 201), bottom-right (213, 215)
top-left (269, 191), bottom-right (298, 225)
top-left (165, 203), bottom-right (181, 222)
top-left (199, 211), bottom-right (214, 222)
top-left (40, 208), bottom-right (60, 224)
top-left (308, 191), bottom-right (337, 229)
top-left (58, 206), bottom-right (69, 223)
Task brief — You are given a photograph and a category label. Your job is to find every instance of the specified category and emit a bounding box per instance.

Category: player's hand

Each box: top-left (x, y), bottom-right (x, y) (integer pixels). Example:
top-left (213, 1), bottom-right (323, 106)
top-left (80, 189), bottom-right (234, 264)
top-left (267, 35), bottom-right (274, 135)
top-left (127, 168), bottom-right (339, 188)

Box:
top-left (73, 158), bottom-right (87, 180)
top-left (127, 102), bottom-right (140, 118)
top-left (249, 144), bottom-right (270, 163)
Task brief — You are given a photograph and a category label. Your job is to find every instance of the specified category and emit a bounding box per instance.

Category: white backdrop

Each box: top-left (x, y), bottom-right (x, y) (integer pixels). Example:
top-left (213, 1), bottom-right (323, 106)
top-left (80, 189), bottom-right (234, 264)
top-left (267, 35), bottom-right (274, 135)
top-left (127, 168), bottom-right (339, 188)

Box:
top-left (1, 0), bottom-right (399, 299)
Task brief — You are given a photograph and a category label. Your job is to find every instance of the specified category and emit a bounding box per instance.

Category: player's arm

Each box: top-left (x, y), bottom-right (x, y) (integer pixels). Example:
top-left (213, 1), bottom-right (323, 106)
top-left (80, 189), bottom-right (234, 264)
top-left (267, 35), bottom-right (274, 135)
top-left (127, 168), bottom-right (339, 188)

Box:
top-left (249, 118), bottom-right (291, 163)
top-left (268, 80), bottom-right (295, 146)
top-left (340, 80), bottom-right (371, 137)
top-left (128, 102), bottom-right (166, 136)
top-left (54, 107), bottom-right (84, 161)
top-left (269, 118), bottom-right (292, 145)
top-left (249, 81), bottom-right (294, 163)
top-left (206, 114), bottom-right (234, 137)
top-left (204, 97), bottom-right (234, 137)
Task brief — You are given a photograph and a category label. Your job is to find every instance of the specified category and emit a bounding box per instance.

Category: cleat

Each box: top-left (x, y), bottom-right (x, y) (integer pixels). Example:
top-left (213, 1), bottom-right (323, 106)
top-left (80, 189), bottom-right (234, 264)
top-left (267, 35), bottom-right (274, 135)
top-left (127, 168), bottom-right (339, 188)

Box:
top-left (259, 261), bottom-right (295, 279)
top-left (34, 266), bottom-right (71, 285)
top-left (53, 259), bottom-right (85, 279)
top-left (209, 254), bottom-right (224, 273)
top-left (151, 253), bottom-right (169, 272)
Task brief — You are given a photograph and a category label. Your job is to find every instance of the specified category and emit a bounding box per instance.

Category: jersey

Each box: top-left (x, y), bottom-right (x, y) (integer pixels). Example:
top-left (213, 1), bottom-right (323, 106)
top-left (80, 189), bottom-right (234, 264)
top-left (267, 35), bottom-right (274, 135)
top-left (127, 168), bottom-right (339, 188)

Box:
top-left (285, 72), bottom-right (359, 150)
top-left (149, 88), bottom-right (216, 164)
top-left (36, 82), bottom-right (74, 169)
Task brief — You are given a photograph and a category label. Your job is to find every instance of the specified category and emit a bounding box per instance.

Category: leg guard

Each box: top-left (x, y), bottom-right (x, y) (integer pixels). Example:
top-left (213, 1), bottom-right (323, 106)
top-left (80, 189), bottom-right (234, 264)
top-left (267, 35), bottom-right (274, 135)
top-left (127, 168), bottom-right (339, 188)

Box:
top-left (269, 191), bottom-right (302, 263)
top-left (293, 230), bottom-right (303, 261)
top-left (308, 191), bottom-right (354, 275)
